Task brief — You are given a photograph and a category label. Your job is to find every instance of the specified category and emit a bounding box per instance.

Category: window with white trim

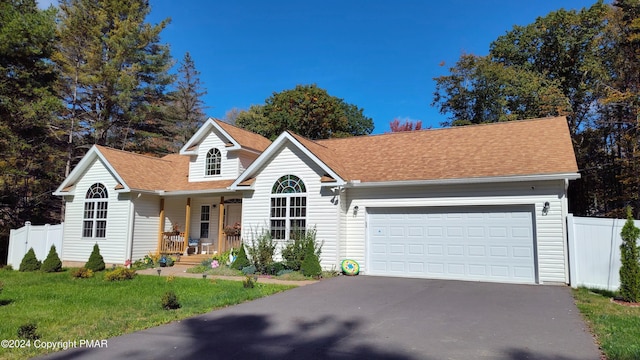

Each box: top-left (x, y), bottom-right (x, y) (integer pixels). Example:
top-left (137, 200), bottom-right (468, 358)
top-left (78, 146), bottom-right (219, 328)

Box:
top-left (270, 175), bottom-right (306, 240)
top-left (205, 148), bottom-right (221, 176)
top-left (200, 205), bottom-right (210, 238)
top-left (83, 183), bottom-right (108, 238)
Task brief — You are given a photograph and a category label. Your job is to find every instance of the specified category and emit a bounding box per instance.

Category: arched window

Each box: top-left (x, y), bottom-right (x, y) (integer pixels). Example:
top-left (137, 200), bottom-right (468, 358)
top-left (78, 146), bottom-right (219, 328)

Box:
top-left (205, 148), bottom-right (221, 176)
top-left (83, 183), bottom-right (108, 238)
top-left (270, 175), bottom-right (306, 240)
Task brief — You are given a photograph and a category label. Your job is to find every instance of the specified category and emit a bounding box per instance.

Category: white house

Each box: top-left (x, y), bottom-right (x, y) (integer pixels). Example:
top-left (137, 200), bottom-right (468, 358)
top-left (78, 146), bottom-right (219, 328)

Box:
top-left (54, 116), bottom-right (580, 284)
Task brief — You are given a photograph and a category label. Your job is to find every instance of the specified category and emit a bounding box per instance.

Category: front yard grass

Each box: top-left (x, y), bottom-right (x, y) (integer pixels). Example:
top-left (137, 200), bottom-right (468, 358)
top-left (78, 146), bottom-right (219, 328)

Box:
top-left (0, 269), bottom-right (294, 360)
top-left (573, 287), bottom-right (640, 360)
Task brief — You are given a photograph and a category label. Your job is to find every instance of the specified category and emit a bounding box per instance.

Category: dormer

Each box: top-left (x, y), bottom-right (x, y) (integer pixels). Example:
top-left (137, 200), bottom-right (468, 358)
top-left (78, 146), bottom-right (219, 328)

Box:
top-left (180, 118), bottom-right (271, 183)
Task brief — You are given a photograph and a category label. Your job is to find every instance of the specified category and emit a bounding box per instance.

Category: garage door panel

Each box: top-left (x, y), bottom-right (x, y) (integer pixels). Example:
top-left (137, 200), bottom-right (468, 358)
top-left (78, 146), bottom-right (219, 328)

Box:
top-left (489, 246), bottom-right (509, 257)
top-left (447, 245), bottom-right (464, 256)
top-left (368, 206), bottom-right (535, 284)
top-left (408, 244), bottom-right (424, 255)
top-left (468, 245), bottom-right (486, 256)
top-left (469, 264), bottom-right (487, 276)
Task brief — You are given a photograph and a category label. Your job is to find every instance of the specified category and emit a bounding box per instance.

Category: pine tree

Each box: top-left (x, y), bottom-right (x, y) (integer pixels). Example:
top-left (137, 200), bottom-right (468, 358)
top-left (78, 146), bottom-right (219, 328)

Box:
top-left (41, 245), bottom-right (63, 273)
top-left (166, 52), bottom-right (207, 150)
top-left (19, 248), bottom-right (41, 272)
top-left (54, 0), bottom-right (174, 154)
top-left (620, 206), bottom-right (640, 302)
top-left (0, 1), bottom-right (65, 238)
top-left (232, 244), bottom-right (251, 270)
top-left (301, 242), bottom-right (322, 278)
top-left (85, 243), bottom-right (105, 272)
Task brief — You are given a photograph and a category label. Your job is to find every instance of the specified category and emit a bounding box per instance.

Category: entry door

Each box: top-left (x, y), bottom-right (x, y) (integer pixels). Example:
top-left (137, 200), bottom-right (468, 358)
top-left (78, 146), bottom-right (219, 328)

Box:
top-left (225, 204), bottom-right (241, 227)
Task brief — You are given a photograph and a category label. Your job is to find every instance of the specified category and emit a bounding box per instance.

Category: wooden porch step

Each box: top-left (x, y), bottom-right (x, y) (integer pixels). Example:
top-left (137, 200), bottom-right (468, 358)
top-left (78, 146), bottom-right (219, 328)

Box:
top-left (176, 254), bottom-right (211, 266)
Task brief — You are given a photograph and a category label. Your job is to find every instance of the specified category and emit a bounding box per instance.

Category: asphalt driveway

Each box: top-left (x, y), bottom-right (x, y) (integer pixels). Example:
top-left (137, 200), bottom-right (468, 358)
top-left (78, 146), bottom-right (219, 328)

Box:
top-left (43, 276), bottom-right (601, 360)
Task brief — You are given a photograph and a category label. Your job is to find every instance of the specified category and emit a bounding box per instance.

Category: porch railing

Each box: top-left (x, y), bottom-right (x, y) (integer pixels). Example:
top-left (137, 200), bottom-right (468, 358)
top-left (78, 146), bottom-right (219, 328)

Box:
top-left (223, 234), bottom-right (241, 252)
top-left (161, 232), bottom-right (185, 254)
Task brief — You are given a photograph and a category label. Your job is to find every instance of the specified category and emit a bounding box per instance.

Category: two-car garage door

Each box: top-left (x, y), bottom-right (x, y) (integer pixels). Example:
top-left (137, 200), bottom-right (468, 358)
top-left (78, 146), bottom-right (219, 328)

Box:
top-left (367, 206), bottom-right (536, 284)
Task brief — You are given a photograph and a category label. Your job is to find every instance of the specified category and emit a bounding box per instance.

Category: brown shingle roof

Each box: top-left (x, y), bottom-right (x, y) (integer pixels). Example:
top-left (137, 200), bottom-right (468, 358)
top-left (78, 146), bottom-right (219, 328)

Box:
top-left (95, 116), bottom-right (577, 192)
top-left (313, 116), bottom-right (577, 183)
top-left (95, 146), bottom-right (233, 192)
top-left (214, 119), bottom-right (271, 152)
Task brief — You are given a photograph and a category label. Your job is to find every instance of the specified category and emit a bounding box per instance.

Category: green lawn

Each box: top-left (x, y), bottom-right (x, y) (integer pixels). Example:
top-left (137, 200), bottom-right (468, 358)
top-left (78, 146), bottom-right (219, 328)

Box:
top-left (573, 288), bottom-right (640, 360)
top-left (0, 269), bottom-right (294, 360)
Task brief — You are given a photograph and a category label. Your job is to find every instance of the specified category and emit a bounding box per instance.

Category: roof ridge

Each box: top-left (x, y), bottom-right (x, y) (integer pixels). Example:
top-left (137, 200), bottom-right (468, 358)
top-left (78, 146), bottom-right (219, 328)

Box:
top-left (286, 131), bottom-right (333, 150)
top-left (95, 145), bottom-right (174, 162)
top-left (316, 116), bottom-right (566, 143)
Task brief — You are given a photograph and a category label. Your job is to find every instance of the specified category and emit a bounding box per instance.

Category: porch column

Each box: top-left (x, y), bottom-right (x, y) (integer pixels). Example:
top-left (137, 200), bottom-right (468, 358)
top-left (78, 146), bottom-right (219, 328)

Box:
top-left (183, 197), bottom-right (191, 253)
top-left (156, 198), bottom-right (165, 253)
top-left (217, 196), bottom-right (225, 254)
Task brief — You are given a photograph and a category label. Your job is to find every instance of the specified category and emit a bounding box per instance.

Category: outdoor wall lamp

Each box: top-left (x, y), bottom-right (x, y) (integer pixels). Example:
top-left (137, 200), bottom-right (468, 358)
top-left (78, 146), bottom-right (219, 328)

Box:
top-left (353, 206), bottom-right (359, 215)
top-left (542, 201), bottom-right (550, 216)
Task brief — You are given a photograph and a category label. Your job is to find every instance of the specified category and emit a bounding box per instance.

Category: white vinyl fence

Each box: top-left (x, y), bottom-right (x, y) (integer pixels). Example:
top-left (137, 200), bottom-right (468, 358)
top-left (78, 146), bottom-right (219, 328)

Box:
top-left (567, 214), bottom-right (639, 291)
top-left (7, 222), bottom-right (63, 268)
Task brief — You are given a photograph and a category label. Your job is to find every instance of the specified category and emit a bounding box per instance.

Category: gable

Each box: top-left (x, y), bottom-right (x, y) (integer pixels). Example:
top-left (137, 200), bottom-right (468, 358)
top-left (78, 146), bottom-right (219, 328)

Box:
top-left (187, 128), bottom-right (240, 181)
top-left (231, 133), bottom-right (345, 190)
top-left (58, 156), bottom-right (121, 197)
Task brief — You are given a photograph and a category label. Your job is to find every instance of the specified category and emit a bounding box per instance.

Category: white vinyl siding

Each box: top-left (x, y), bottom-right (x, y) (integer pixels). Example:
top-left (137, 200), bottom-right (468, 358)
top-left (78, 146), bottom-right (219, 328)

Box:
top-left (344, 180), bottom-right (568, 283)
top-left (130, 193), bottom-right (160, 261)
top-left (188, 130), bottom-right (240, 182)
top-left (241, 143), bottom-right (340, 268)
top-left (61, 158), bottom-right (131, 264)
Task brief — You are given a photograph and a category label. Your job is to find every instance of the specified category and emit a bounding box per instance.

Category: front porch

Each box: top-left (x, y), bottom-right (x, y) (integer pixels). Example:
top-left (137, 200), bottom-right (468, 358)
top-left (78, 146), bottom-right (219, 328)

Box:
top-left (159, 232), bottom-right (241, 255)
top-left (157, 195), bottom-right (243, 256)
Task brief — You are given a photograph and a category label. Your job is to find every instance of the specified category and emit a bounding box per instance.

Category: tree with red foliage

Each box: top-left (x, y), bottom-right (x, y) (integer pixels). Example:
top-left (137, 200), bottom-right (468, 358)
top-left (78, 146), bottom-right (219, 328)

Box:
top-left (389, 118), bottom-right (422, 132)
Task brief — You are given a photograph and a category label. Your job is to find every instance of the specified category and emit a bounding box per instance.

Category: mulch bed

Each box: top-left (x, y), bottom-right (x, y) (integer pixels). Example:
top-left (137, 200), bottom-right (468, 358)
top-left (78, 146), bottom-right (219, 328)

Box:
top-left (611, 298), bottom-right (640, 307)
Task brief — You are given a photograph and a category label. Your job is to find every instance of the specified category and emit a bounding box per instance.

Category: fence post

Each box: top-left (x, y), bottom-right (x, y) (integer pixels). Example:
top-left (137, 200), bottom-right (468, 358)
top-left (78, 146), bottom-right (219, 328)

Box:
top-left (24, 221), bottom-right (31, 256)
top-left (567, 214), bottom-right (578, 288)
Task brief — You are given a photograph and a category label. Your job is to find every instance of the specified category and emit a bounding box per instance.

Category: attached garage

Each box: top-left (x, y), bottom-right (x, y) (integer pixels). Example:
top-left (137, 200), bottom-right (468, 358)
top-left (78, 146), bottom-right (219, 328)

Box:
top-left (367, 206), bottom-right (537, 284)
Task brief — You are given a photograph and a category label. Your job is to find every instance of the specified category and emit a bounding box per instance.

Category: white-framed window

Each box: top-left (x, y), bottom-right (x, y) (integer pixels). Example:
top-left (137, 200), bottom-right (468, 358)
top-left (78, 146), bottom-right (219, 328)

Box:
top-left (83, 183), bottom-right (108, 238)
top-left (205, 148), bottom-right (221, 176)
top-left (270, 175), bottom-right (306, 240)
top-left (200, 205), bottom-right (210, 238)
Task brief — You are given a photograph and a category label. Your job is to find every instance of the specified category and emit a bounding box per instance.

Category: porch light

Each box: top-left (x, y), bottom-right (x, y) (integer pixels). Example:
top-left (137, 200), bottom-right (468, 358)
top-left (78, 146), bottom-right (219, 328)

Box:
top-left (353, 206), bottom-right (359, 215)
top-left (542, 202), bottom-right (550, 216)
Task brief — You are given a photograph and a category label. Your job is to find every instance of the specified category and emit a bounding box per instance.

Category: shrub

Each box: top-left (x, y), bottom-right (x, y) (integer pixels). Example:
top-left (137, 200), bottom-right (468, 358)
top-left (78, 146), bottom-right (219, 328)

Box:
top-left (161, 291), bottom-right (181, 310)
top-left (241, 265), bottom-right (256, 275)
top-left (17, 322), bottom-right (40, 340)
top-left (71, 267), bottom-right (94, 279)
top-left (242, 275), bottom-right (256, 288)
top-left (85, 244), bottom-right (106, 272)
top-left (1, 264), bottom-right (13, 271)
top-left (282, 228), bottom-right (323, 271)
top-left (301, 243), bottom-right (322, 278)
top-left (232, 244), bottom-right (251, 270)
top-left (620, 206), bottom-right (640, 302)
top-left (19, 248), bottom-right (41, 272)
top-left (276, 269), bottom-right (294, 277)
top-left (246, 228), bottom-right (276, 274)
top-left (267, 262), bottom-right (286, 275)
top-left (41, 245), bottom-right (62, 273)
top-left (104, 267), bottom-right (137, 281)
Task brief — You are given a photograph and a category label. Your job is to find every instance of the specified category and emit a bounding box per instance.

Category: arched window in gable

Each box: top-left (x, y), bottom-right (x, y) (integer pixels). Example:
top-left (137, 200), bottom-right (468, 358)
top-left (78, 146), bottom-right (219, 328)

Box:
top-left (270, 175), bottom-right (306, 240)
top-left (83, 183), bottom-right (108, 238)
top-left (206, 148), bottom-right (221, 176)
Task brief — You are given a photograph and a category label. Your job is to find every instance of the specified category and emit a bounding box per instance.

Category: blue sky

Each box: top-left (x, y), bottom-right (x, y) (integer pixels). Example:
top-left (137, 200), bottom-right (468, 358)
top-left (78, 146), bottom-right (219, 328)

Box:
top-left (41, 0), bottom-right (600, 133)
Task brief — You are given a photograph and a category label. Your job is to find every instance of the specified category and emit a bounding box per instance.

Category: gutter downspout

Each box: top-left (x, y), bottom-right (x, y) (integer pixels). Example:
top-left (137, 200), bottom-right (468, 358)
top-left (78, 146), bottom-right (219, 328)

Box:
top-left (125, 193), bottom-right (137, 264)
